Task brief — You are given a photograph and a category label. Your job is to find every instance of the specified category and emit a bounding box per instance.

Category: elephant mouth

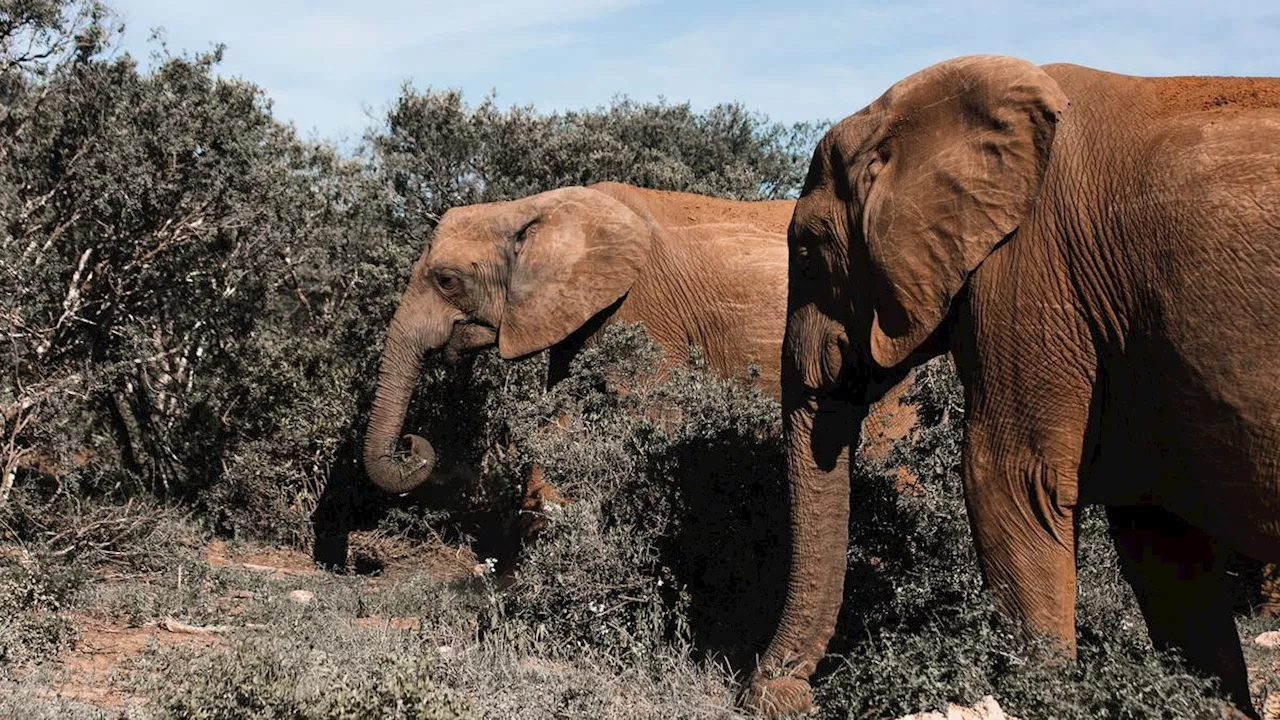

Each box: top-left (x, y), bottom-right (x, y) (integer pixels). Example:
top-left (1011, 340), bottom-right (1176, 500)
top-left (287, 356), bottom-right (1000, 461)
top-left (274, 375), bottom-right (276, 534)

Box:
top-left (443, 322), bottom-right (498, 361)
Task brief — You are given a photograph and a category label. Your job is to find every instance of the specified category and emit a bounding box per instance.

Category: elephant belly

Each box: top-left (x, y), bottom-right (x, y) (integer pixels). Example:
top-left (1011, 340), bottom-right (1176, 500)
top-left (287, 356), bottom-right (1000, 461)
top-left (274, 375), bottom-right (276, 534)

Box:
top-left (1107, 118), bottom-right (1280, 557)
top-left (1091, 353), bottom-right (1280, 560)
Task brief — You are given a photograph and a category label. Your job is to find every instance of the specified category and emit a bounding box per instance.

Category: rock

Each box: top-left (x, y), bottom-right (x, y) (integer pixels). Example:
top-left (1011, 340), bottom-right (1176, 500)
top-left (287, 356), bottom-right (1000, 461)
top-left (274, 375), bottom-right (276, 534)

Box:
top-left (895, 696), bottom-right (1019, 720)
top-left (1255, 631), bottom-right (1280, 649)
top-left (287, 589), bottom-right (315, 604)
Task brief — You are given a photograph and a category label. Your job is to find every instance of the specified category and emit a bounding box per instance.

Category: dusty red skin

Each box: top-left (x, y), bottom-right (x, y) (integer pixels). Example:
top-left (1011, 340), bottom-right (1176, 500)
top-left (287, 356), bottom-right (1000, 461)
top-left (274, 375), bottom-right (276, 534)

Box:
top-left (748, 55), bottom-right (1280, 719)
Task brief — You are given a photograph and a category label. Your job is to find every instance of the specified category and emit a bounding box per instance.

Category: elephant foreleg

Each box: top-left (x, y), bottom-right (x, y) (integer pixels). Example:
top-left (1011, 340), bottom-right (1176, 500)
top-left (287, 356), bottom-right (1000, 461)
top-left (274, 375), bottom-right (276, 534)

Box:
top-left (514, 409), bottom-right (577, 543)
top-left (964, 436), bottom-right (1080, 653)
top-left (1106, 505), bottom-right (1256, 718)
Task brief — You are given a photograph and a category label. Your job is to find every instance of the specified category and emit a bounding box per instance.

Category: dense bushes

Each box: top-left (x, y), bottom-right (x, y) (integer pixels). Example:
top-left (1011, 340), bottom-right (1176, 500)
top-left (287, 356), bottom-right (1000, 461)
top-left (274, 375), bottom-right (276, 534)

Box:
top-left (1, 0), bottom-right (410, 533)
top-left (1, 0), bottom-right (818, 545)
top-left (377, 87), bottom-right (823, 234)
top-left (468, 325), bottom-right (786, 667)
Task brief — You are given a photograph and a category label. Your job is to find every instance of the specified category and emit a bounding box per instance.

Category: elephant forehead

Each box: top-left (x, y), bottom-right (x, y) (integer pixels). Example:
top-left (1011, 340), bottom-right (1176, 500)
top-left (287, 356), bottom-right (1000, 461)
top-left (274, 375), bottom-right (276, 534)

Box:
top-left (792, 195), bottom-right (832, 236)
top-left (431, 206), bottom-right (517, 257)
top-left (436, 202), bottom-right (513, 235)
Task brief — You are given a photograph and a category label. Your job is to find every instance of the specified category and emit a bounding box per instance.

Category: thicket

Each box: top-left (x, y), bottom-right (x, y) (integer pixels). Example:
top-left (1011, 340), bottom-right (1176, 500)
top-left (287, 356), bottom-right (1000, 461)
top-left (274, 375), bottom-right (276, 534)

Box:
top-left (0, 0), bottom-right (820, 544)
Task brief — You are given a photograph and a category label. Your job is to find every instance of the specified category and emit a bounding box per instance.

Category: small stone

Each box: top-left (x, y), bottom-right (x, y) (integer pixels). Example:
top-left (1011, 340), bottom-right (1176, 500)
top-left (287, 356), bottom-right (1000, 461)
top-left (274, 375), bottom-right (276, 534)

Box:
top-left (231, 590), bottom-right (255, 599)
top-left (1254, 630), bottom-right (1280, 648)
top-left (287, 589), bottom-right (315, 604)
top-left (894, 696), bottom-right (1018, 720)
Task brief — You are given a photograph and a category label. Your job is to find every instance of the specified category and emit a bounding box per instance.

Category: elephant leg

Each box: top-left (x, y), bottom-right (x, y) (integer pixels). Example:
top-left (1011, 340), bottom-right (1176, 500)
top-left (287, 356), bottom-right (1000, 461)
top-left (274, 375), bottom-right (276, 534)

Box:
top-left (962, 404), bottom-right (1080, 650)
top-left (517, 465), bottom-right (569, 540)
top-left (1256, 562), bottom-right (1280, 617)
top-left (1107, 505), bottom-right (1256, 717)
top-left (516, 410), bottom-right (576, 542)
top-left (964, 437), bottom-right (1080, 652)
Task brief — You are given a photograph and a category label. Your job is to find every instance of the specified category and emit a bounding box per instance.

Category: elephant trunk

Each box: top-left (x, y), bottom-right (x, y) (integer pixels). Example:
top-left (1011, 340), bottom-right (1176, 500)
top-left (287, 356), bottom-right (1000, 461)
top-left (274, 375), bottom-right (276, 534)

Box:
top-left (746, 396), bottom-right (859, 716)
top-left (363, 302), bottom-right (451, 495)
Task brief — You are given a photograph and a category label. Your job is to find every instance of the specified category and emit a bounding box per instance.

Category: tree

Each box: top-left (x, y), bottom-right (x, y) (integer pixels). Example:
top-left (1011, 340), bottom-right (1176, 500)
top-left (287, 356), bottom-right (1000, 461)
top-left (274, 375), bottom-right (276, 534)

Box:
top-left (374, 86), bottom-right (825, 239)
top-left (2, 0), bottom-right (826, 541)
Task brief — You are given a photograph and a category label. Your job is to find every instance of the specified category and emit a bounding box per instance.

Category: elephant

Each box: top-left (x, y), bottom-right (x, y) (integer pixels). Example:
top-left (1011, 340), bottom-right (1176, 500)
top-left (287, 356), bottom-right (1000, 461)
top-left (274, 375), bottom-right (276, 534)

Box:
top-left (745, 55), bottom-right (1280, 717)
top-left (361, 182), bottom-right (920, 546)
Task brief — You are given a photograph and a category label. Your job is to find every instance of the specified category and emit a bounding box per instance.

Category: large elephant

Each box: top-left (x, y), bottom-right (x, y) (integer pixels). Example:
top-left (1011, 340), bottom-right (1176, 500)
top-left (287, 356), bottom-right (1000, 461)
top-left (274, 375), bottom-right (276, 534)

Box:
top-left (746, 56), bottom-right (1280, 717)
top-left (361, 182), bottom-right (917, 534)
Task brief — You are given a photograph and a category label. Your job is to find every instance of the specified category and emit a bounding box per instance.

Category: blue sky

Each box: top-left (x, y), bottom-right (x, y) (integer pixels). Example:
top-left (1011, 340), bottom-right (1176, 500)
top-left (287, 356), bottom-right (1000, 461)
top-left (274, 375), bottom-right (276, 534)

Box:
top-left (108, 1), bottom-right (1280, 146)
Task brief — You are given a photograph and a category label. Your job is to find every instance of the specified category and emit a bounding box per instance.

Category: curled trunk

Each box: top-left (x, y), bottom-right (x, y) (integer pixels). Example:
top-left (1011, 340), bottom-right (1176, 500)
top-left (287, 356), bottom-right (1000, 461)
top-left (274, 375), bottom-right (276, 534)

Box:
top-left (363, 308), bottom-right (448, 495)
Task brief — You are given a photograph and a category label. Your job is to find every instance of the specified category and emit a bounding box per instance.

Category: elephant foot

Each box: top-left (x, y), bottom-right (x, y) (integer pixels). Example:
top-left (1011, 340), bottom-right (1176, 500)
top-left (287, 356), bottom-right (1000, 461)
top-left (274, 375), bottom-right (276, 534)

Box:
top-left (1255, 602), bottom-right (1280, 619)
top-left (741, 676), bottom-right (815, 718)
top-left (1221, 706), bottom-right (1259, 720)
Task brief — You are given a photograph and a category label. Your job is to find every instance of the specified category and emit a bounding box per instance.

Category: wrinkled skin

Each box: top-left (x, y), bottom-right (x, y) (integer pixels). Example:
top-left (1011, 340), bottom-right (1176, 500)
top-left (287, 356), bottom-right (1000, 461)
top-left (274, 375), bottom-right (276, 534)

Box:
top-left (746, 55), bottom-right (1280, 718)
top-left (363, 182), bottom-right (916, 536)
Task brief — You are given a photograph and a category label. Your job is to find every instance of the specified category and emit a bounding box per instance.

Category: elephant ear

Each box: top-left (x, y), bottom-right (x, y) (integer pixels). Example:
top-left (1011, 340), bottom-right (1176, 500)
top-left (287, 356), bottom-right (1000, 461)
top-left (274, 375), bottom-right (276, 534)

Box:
top-left (861, 55), bottom-right (1068, 368)
top-left (497, 187), bottom-right (654, 360)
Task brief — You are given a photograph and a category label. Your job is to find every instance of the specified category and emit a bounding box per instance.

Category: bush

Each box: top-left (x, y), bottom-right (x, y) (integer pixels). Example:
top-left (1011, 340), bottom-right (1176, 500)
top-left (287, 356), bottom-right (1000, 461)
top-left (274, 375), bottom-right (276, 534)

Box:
top-left (0, 554), bottom-right (84, 668)
top-left (375, 87), bottom-right (824, 235)
top-left (393, 324), bottom-right (788, 671)
top-left (139, 633), bottom-right (474, 720)
top-left (2, 0), bottom-right (822, 548)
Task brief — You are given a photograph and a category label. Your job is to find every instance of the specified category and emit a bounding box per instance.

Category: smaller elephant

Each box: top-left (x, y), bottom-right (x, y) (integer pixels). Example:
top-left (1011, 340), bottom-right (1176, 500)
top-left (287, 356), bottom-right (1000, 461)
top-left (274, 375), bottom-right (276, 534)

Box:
top-left (363, 183), bottom-right (789, 503)
top-left (361, 183), bottom-right (917, 547)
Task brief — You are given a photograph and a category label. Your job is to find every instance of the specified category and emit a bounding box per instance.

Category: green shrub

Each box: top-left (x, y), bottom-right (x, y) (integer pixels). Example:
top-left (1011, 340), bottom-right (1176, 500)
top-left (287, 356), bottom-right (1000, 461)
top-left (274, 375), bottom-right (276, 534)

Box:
top-left (2, 0), bottom-right (821, 549)
top-left (139, 636), bottom-right (473, 720)
top-left (401, 324), bottom-right (788, 671)
top-left (0, 553), bottom-right (84, 667)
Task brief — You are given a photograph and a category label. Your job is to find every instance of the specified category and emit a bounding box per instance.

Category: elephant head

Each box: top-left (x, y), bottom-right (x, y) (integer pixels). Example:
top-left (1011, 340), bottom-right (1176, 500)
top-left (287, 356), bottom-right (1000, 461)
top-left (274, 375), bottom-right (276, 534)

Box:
top-left (363, 186), bottom-right (656, 495)
top-left (748, 55), bottom-right (1067, 714)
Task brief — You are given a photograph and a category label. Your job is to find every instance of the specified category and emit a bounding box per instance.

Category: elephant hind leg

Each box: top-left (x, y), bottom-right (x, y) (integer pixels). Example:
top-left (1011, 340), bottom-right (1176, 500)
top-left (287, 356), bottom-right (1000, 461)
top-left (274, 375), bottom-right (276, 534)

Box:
top-left (517, 465), bottom-right (569, 541)
top-left (1106, 505), bottom-right (1257, 718)
top-left (1255, 562), bottom-right (1280, 617)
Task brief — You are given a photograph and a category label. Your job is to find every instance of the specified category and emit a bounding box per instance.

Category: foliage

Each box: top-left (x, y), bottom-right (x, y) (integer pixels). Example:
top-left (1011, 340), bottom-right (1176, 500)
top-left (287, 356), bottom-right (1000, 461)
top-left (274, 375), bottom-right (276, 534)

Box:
top-left (2, 0), bottom-right (819, 547)
top-left (140, 640), bottom-right (474, 720)
top-left (375, 86), bottom-right (823, 238)
top-left (462, 325), bottom-right (785, 669)
top-left (1, 0), bottom-right (408, 537)
top-left (0, 549), bottom-right (83, 668)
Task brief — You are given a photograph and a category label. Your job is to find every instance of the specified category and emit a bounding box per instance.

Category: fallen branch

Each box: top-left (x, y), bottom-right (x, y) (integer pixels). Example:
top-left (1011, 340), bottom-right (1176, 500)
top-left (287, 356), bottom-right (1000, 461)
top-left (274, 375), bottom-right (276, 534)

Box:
top-left (159, 617), bottom-right (236, 635)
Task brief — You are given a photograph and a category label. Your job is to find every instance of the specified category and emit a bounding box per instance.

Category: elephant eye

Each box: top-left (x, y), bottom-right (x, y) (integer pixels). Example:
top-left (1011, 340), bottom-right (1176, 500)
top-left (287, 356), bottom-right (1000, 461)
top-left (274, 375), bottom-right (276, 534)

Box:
top-left (513, 219), bottom-right (537, 253)
top-left (434, 271), bottom-right (462, 294)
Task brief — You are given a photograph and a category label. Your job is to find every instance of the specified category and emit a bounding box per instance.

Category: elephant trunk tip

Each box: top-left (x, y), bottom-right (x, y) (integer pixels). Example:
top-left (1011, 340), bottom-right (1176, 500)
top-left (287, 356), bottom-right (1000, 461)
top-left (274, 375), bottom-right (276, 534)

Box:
top-left (364, 432), bottom-right (437, 496)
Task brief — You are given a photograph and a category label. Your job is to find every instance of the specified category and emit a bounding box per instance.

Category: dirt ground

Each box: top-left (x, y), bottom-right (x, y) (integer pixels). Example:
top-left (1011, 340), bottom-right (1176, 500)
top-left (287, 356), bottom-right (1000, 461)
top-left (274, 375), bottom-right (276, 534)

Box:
top-left (17, 529), bottom-right (1280, 719)
top-left (22, 531), bottom-right (480, 715)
